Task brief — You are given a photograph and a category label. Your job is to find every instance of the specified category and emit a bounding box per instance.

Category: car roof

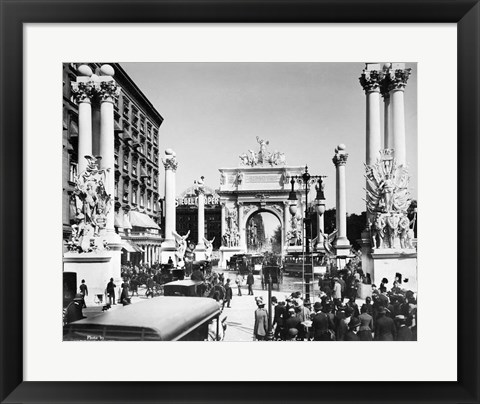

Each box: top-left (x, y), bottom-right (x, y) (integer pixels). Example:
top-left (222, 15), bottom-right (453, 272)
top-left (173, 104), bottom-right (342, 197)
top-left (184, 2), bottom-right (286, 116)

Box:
top-left (164, 279), bottom-right (204, 287)
top-left (68, 297), bottom-right (221, 341)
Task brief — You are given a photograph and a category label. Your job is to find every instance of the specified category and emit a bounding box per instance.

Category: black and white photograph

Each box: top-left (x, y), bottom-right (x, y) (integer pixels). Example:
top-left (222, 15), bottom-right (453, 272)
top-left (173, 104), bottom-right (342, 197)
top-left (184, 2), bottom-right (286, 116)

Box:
top-left (62, 62), bottom-right (418, 342)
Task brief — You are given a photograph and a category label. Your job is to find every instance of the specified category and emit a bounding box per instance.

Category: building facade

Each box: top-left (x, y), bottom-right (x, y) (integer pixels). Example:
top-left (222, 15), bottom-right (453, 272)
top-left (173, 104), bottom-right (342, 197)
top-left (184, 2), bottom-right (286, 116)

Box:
top-left (175, 185), bottom-right (222, 251)
top-left (62, 63), bottom-right (164, 266)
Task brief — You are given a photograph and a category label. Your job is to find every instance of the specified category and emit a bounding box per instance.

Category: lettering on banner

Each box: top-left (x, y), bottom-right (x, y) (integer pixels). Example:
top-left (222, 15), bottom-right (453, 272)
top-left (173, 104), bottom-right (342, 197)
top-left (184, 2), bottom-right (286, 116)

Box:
top-left (245, 174), bottom-right (281, 184)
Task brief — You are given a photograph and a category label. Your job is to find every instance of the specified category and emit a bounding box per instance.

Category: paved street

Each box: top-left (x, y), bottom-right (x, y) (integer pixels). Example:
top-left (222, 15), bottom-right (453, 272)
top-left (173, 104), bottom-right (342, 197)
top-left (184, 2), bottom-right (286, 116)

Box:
top-left (81, 269), bottom-right (370, 342)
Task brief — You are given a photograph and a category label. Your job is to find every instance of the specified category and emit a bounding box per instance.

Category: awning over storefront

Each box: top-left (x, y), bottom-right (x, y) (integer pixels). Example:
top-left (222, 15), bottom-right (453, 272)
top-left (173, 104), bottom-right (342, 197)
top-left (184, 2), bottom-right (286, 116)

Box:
top-left (129, 210), bottom-right (160, 230)
top-left (114, 212), bottom-right (133, 229)
top-left (122, 240), bottom-right (144, 253)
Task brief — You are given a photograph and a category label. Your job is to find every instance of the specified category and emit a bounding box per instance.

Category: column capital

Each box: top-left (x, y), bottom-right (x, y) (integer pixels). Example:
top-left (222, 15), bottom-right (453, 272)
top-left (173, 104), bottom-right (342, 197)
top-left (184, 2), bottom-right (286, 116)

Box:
top-left (162, 149), bottom-right (178, 172)
top-left (71, 80), bottom-right (95, 104)
top-left (359, 69), bottom-right (382, 93)
top-left (385, 68), bottom-right (411, 92)
top-left (97, 79), bottom-right (121, 103)
top-left (333, 144), bottom-right (349, 167)
top-left (162, 157), bottom-right (178, 172)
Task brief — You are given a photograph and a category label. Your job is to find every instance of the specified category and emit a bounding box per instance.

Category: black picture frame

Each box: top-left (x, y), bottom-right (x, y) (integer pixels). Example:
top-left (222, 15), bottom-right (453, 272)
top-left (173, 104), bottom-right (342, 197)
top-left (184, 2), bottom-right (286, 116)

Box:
top-left (1, 1), bottom-right (479, 403)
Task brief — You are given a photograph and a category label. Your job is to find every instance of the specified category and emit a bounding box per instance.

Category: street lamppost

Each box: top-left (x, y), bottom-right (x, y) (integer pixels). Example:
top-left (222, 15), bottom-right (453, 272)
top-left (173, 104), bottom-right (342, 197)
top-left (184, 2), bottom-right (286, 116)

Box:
top-left (288, 166), bottom-right (326, 300)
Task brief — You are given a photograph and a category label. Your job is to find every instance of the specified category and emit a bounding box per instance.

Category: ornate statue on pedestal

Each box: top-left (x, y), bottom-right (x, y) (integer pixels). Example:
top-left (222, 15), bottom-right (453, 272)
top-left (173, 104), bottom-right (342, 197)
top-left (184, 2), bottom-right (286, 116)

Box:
top-left (68, 156), bottom-right (111, 253)
top-left (239, 138), bottom-right (286, 167)
top-left (172, 230), bottom-right (190, 267)
top-left (203, 237), bottom-right (215, 260)
top-left (365, 149), bottom-right (413, 250)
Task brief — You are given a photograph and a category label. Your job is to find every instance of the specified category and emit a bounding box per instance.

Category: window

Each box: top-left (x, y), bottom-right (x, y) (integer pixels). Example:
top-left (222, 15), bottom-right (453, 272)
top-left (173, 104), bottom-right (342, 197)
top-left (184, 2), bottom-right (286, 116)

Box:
top-left (132, 159), bottom-right (137, 176)
top-left (147, 122), bottom-right (152, 138)
top-left (114, 154), bottom-right (119, 167)
top-left (69, 162), bottom-right (78, 182)
top-left (114, 181), bottom-right (118, 198)
top-left (140, 115), bottom-right (145, 133)
top-left (132, 106), bottom-right (139, 126)
top-left (140, 192), bottom-right (144, 207)
top-left (123, 98), bottom-right (130, 118)
top-left (132, 186), bottom-right (138, 204)
top-left (123, 158), bottom-right (129, 171)
top-left (147, 196), bottom-right (152, 210)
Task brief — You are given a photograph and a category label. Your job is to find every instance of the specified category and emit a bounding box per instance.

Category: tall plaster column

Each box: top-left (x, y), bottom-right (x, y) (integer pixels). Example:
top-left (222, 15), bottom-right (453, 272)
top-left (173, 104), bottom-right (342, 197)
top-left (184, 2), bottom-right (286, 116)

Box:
top-left (92, 103), bottom-right (101, 156)
top-left (388, 64), bottom-right (411, 167)
top-left (97, 67), bottom-right (121, 241)
top-left (360, 64), bottom-right (382, 166)
top-left (383, 92), bottom-right (392, 148)
top-left (238, 202), bottom-right (245, 249)
top-left (332, 144), bottom-right (351, 251)
top-left (162, 149), bottom-right (178, 246)
top-left (195, 177), bottom-right (206, 255)
top-left (71, 65), bottom-right (94, 175)
top-left (283, 201), bottom-right (290, 251)
top-left (220, 202), bottom-right (226, 241)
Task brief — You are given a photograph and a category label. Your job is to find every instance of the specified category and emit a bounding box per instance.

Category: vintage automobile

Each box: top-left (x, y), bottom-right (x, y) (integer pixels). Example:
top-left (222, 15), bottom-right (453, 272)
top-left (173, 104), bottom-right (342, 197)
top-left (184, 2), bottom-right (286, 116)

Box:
top-left (63, 296), bottom-right (223, 341)
top-left (163, 279), bottom-right (204, 297)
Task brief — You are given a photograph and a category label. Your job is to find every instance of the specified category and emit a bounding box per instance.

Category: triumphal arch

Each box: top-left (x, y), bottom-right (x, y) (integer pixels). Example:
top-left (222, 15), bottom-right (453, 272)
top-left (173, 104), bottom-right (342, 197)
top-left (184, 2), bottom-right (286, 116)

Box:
top-left (217, 137), bottom-right (304, 268)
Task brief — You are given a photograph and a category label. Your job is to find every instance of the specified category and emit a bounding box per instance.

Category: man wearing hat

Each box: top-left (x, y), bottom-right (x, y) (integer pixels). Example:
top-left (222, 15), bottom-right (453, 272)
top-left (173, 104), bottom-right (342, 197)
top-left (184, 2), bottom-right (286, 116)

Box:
top-left (333, 278), bottom-right (342, 306)
top-left (344, 317), bottom-right (361, 341)
top-left (284, 307), bottom-right (301, 340)
top-left (395, 315), bottom-right (413, 341)
top-left (63, 294), bottom-right (86, 325)
top-left (374, 306), bottom-right (396, 341)
top-left (312, 302), bottom-right (333, 341)
top-left (253, 298), bottom-right (269, 340)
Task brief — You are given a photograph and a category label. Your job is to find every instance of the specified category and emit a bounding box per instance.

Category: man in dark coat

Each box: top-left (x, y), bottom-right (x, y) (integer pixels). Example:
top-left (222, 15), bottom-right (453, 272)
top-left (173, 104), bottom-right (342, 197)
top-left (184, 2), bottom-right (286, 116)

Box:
top-left (246, 271), bottom-right (255, 295)
top-left (224, 279), bottom-right (233, 308)
top-left (312, 302), bottom-right (333, 341)
top-left (395, 315), bottom-right (413, 341)
top-left (273, 301), bottom-right (286, 340)
top-left (374, 306), bottom-right (396, 341)
top-left (344, 317), bottom-right (361, 341)
top-left (284, 307), bottom-right (301, 337)
top-left (63, 294), bottom-right (86, 325)
top-left (106, 278), bottom-right (116, 305)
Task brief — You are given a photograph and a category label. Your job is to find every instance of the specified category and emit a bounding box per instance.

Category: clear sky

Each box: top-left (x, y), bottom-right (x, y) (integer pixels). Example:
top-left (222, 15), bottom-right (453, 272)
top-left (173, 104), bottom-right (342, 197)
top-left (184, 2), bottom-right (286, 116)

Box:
top-left (122, 62), bottom-right (417, 215)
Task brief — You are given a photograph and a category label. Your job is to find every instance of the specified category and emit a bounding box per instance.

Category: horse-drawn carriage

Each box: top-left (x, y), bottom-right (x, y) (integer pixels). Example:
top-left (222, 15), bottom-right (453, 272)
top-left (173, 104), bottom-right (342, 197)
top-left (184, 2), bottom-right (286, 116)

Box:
top-left (261, 265), bottom-right (282, 290)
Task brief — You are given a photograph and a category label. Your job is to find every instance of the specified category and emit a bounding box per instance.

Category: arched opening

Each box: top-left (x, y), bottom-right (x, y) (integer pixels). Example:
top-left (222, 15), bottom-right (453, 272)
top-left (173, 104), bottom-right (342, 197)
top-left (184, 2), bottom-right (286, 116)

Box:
top-left (246, 210), bottom-right (282, 254)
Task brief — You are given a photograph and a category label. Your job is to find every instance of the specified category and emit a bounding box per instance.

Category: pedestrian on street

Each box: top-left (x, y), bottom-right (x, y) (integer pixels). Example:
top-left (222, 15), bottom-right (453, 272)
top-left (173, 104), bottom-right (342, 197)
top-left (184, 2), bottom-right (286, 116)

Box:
top-left (246, 271), bottom-right (254, 295)
top-left (106, 278), bottom-right (116, 305)
top-left (374, 306), bottom-right (396, 341)
top-left (333, 277), bottom-right (342, 306)
top-left (344, 317), bottom-right (361, 341)
top-left (224, 279), bottom-right (233, 308)
top-left (146, 275), bottom-right (154, 298)
top-left (235, 273), bottom-right (243, 296)
top-left (395, 315), bottom-right (413, 341)
top-left (79, 279), bottom-right (88, 308)
top-left (312, 302), bottom-right (333, 341)
top-left (63, 293), bottom-right (86, 325)
top-left (284, 307), bottom-right (301, 340)
top-left (358, 304), bottom-right (374, 341)
top-left (120, 278), bottom-right (130, 305)
top-left (253, 297), bottom-right (269, 340)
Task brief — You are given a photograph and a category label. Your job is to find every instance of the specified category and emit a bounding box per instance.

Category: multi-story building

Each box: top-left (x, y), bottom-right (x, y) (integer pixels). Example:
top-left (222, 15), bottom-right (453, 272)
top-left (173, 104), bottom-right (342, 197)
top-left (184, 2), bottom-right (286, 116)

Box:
top-left (62, 63), bottom-right (164, 266)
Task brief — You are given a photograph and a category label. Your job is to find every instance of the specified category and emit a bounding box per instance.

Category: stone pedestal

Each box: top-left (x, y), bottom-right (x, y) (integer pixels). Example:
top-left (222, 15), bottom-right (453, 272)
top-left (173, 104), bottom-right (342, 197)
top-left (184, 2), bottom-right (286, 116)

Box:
top-left (195, 247), bottom-right (207, 262)
top-left (219, 246), bottom-right (243, 269)
top-left (63, 249), bottom-right (122, 307)
top-left (160, 240), bottom-right (177, 265)
top-left (362, 248), bottom-right (417, 292)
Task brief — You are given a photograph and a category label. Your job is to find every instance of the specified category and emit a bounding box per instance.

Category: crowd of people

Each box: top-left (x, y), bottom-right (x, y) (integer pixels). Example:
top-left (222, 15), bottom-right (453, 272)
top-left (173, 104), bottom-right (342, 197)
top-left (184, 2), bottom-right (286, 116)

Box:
top-left (252, 282), bottom-right (417, 341)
